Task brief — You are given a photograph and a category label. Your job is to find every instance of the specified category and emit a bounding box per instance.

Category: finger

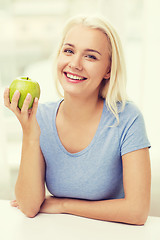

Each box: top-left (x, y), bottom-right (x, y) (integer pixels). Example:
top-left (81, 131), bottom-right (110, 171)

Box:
top-left (4, 87), bottom-right (10, 108)
top-left (28, 109), bottom-right (32, 115)
top-left (10, 90), bottom-right (21, 112)
top-left (29, 97), bottom-right (39, 119)
top-left (10, 200), bottom-right (19, 208)
top-left (21, 93), bottom-right (32, 113)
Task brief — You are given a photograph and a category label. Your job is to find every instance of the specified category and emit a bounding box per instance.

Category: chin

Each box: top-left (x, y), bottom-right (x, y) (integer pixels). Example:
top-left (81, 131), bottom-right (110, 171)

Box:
top-left (60, 82), bottom-right (84, 97)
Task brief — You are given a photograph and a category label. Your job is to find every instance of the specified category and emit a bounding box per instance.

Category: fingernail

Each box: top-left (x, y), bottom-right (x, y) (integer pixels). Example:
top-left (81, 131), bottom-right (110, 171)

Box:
top-left (34, 97), bottom-right (38, 103)
top-left (26, 93), bottom-right (31, 100)
top-left (5, 87), bottom-right (9, 92)
top-left (15, 90), bottom-right (20, 95)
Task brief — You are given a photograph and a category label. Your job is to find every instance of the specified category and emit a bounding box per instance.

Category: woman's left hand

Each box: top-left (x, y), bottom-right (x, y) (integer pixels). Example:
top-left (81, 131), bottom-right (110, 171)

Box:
top-left (39, 196), bottom-right (65, 214)
top-left (10, 196), bottom-right (65, 215)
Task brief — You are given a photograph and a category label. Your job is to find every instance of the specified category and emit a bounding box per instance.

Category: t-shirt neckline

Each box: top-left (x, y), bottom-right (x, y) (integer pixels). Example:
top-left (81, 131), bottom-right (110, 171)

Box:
top-left (53, 99), bottom-right (105, 157)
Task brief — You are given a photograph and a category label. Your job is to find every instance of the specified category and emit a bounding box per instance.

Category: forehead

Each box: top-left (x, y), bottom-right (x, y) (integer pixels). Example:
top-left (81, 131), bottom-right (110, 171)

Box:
top-left (63, 25), bottom-right (109, 53)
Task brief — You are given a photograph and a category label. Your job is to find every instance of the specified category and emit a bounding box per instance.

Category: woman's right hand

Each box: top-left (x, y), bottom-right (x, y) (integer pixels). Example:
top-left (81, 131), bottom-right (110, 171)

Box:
top-left (4, 87), bottom-right (41, 140)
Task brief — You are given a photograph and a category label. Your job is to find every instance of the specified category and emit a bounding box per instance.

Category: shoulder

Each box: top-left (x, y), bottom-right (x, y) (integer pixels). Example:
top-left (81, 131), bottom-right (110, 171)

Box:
top-left (36, 99), bottom-right (62, 123)
top-left (117, 101), bottom-right (147, 139)
top-left (118, 101), bottom-right (150, 155)
top-left (118, 101), bottom-right (143, 125)
top-left (37, 101), bottom-right (58, 113)
top-left (102, 100), bottom-right (143, 127)
top-left (120, 101), bottom-right (141, 116)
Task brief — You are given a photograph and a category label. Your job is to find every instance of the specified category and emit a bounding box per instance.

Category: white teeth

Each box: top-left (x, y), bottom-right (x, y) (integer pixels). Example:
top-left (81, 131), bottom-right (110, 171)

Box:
top-left (66, 73), bottom-right (85, 80)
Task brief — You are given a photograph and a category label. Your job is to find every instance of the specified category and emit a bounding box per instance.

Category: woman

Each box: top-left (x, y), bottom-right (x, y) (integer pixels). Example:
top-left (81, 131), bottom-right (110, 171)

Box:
top-left (4, 15), bottom-right (151, 225)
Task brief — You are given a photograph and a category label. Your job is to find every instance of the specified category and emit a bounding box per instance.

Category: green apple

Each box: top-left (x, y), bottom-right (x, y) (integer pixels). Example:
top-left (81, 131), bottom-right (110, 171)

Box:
top-left (9, 76), bottom-right (40, 109)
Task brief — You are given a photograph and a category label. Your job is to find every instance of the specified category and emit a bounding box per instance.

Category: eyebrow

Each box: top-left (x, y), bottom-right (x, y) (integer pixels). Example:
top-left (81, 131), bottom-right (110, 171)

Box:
top-left (63, 43), bottom-right (102, 56)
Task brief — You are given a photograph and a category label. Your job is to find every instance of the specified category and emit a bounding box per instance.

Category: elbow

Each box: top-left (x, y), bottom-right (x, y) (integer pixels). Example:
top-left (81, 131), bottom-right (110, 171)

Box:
top-left (131, 213), bottom-right (148, 226)
top-left (129, 206), bottom-right (150, 225)
top-left (15, 193), bottom-right (45, 218)
top-left (17, 199), bottom-right (43, 218)
top-left (124, 196), bottom-right (150, 225)
top-left (15, 199), bottom-right (41, 218)
top-left (26, 212), bottom-right (37, 218)
top-left (21, 206), bottom-right (40, 218)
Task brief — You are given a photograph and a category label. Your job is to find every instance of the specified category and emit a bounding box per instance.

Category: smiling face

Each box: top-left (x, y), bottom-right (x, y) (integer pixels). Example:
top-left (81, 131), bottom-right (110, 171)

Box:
top-left (57, 24), bottom-right (111, 100)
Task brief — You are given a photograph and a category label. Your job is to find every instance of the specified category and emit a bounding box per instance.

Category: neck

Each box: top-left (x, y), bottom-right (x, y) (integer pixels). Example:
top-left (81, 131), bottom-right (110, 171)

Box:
top-left (60, 94), bottom-right (104, 123)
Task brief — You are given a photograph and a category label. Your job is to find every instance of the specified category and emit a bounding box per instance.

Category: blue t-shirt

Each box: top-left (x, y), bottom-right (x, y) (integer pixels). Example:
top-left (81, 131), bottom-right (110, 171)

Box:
top-left (36, 99), bottom-right (150, 201)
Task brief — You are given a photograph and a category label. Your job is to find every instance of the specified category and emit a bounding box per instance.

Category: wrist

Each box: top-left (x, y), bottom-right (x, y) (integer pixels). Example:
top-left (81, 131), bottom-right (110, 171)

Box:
top-left (22, 121), bottom-right (41, 142)
top-left (22, 133), bottom-right (40, 144)
top-left (61, 198), bottom-right (67, 213)
top-left (62, 198), bottom-right (74, 214)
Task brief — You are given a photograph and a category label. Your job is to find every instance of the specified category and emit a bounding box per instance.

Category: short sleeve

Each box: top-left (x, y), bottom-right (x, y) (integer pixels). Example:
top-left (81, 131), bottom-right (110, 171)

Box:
top-left (120, 110), bottom-right (151, 156)
top-left (36, 102), bottom-right (56, 129)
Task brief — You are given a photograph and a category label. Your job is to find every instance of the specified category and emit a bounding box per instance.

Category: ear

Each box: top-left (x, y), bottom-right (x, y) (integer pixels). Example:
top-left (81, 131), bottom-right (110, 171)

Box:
top-left (104, 69), bottom-right (111, 80)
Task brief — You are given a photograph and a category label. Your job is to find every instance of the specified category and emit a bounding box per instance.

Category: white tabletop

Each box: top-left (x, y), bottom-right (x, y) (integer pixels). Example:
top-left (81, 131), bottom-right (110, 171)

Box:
top-left (0, 200), bottom-right (160, 240)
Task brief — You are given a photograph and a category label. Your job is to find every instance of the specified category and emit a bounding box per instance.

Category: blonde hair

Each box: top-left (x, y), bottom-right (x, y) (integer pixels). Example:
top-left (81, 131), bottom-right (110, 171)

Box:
top-left (54, 15), bottom-right (128, 124)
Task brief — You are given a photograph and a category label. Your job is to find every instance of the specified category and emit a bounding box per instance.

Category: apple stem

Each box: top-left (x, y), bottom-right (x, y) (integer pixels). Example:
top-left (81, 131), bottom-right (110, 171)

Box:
top-left (27, 77), bottom-right (29, 80)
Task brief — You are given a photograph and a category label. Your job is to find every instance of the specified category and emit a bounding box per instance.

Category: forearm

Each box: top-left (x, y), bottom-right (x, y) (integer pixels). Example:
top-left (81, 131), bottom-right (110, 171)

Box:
top-left (62, 197), bottom-right (148, 225)
top-left (4, 89), bottom-right (45, 217)
top-left (15, 136), bottom-right (45, 217)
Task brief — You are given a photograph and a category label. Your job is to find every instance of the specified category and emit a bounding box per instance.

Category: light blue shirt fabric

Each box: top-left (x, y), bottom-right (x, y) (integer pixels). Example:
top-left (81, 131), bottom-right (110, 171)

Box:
top-left (36, 99), bottom-right (151, 201)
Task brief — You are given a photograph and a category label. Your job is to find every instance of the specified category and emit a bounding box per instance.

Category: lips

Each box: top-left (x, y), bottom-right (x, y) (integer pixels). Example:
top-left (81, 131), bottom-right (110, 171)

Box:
top-left (64, 72), bottom-right (87, 81)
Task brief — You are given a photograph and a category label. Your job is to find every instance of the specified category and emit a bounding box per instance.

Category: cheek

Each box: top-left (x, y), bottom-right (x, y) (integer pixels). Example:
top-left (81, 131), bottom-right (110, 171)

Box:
top-left (57, 53), bottom-right (69, 69)
top-left (98, 61), bottom-right (110, 79)
top-left (56, 62), bottom-right (63, 84)
top-left (57, 56), bottom-right (64, 72)
top-left (56, 56), bottom-right (69, 84)
top-left (90, 64), bottom-right (107, 82)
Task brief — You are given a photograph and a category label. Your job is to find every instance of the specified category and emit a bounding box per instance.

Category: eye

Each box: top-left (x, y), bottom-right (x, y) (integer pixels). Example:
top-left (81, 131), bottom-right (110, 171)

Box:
top-left (63, 49), bottom-right (74, 54)
top-left (85, 54), bottom-right (97, 60)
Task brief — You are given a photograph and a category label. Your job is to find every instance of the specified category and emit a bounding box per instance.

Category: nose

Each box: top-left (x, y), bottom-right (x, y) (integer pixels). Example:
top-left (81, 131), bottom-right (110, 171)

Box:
top-left (68, 54), bottom-right (83, 71)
